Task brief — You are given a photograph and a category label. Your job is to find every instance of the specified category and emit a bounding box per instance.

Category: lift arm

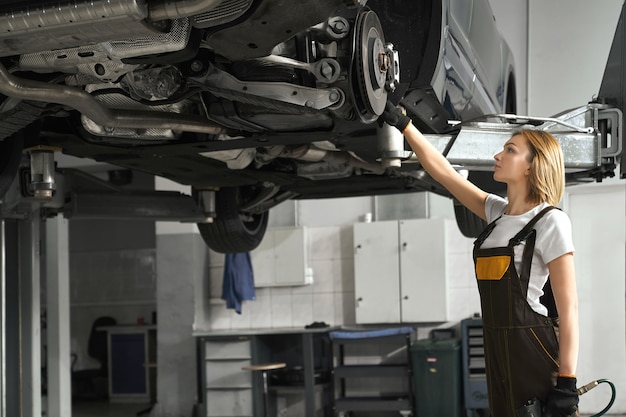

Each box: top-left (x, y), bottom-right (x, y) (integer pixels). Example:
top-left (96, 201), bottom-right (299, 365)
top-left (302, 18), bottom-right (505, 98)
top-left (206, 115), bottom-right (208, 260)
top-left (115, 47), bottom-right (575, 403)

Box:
top-left (400, 102), bottom-right (622, 183)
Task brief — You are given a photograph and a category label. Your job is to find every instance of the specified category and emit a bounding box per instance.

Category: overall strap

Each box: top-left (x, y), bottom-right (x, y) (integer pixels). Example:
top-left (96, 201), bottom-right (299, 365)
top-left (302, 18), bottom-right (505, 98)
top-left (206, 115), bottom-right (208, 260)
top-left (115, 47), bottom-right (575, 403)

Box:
top-left (511, 205), bottom-right (560, 319)
top-left (474, 215), bottom-right (502, 249)
top-left (508, 206), bottom-right (559, 247)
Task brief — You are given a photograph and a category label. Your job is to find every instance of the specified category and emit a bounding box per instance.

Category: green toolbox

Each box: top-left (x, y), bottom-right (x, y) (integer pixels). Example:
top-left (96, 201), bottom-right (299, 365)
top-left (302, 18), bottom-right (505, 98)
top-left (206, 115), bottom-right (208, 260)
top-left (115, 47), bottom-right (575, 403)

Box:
top-left (411, 328), bottom-right (462, 417)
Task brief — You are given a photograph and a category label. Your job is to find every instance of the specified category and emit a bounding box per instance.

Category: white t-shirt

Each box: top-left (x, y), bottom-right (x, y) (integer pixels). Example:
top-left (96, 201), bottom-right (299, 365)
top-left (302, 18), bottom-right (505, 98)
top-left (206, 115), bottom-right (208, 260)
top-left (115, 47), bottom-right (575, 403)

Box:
top-left (481, 194), bottom-right (575, 316)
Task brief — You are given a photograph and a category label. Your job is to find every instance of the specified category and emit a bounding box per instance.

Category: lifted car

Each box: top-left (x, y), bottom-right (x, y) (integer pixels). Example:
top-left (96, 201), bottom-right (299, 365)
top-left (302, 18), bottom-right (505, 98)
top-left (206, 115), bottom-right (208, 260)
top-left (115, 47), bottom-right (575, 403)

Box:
top-left (0, 0), bottom-right (620, 253)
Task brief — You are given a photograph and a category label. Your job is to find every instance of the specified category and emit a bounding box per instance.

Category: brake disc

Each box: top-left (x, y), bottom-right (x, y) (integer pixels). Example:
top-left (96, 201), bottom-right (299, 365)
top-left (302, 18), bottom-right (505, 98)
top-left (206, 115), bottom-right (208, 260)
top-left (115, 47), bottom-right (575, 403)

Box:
top-left (352, 10), bottom-right (388, 122)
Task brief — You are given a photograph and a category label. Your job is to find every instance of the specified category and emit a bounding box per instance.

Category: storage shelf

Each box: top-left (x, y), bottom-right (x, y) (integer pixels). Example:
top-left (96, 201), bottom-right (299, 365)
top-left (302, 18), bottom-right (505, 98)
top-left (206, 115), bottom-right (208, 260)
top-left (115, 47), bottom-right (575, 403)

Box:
top-left (331, 330), bottom-right (414, 415)
top-left (334, 397), bottom-right (412, 412)
top-left (206, 385), bottom-right (252, 390)
top-left (331, 334), bottom-right (411, 346)
top-left (271, 383), bottom-right (328, 394)
top-left (333, 365), bottom-right (409, 378)
top-left (204, 357), bottom-right (251, 361)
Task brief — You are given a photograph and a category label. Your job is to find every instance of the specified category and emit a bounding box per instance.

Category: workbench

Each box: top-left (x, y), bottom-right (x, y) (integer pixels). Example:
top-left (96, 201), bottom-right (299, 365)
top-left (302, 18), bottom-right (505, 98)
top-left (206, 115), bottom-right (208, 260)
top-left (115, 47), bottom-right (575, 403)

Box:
top-left (195, 326), bottom-right (337, 417)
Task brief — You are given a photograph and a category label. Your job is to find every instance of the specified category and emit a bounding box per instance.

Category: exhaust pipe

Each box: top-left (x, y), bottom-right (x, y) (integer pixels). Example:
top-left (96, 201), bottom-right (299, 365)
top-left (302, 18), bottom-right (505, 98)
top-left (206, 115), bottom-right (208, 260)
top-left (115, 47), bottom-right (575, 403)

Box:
top-left (0, 63), bottom-right (225, 135)
top-left (148, 0), bottom-right (223, 22)
top-left (0, 0), bottom-right (223, 57)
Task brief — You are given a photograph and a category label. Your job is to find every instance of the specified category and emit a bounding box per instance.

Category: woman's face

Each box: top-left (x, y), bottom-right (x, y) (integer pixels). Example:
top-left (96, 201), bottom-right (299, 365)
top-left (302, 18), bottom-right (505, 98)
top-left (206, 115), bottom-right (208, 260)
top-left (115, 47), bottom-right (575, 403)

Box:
top-left (493, 134), bottom-right (533, 184)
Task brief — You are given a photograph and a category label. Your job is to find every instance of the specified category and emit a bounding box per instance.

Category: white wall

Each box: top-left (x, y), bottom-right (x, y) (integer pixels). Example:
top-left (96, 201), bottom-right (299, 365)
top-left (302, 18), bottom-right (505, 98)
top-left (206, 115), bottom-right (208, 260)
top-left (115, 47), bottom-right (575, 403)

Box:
top-left (564, 182), bottom-right (626, 413)
top-left (527, 2), bottom-right (626, 412)
top-left (203, 210), bottom-right (480, 331)
top-left (490, 0), bottom-right (529, 113)
top-left (528, 0), bottom-right (623, 116)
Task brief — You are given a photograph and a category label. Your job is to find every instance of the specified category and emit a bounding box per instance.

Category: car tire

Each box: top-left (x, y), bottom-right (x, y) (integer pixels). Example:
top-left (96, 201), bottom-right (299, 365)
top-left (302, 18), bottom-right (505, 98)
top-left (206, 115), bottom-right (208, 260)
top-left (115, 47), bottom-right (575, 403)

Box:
top-left (453, 201), bottom-right (487, 239)
top-left (196, 187), bottom-right (269, 253)
top-left (0, 134), bottom-right (24, 200)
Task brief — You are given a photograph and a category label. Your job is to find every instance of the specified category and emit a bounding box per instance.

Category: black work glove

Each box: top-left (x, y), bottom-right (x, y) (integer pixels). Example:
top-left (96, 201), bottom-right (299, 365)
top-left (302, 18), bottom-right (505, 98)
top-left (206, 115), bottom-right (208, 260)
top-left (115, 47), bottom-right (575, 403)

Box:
top-left (544, 376), bottom-right (579, 417)
top-left (379, 100), bottom-right (411, 132)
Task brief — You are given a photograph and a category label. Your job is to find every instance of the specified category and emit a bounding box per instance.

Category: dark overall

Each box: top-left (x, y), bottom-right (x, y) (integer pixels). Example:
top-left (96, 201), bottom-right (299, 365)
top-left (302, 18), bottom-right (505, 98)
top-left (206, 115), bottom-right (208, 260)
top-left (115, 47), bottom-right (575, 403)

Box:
top-left (473, 206), bottom-right (560, 417)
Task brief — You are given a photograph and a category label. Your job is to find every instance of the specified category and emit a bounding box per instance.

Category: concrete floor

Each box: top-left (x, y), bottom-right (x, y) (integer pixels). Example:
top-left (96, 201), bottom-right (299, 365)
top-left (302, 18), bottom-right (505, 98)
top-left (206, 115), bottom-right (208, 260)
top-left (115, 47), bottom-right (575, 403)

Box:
top-left (72, 401), bottom-right (154, 417)
top-left (67, 401), bottom-right (626, 417)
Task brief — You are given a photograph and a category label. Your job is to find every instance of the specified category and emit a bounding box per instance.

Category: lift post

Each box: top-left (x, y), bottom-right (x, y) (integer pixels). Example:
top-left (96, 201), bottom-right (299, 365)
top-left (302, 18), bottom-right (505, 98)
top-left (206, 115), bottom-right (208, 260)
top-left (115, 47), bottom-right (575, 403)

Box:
top-left (1, 213), bottom-right (44, 417)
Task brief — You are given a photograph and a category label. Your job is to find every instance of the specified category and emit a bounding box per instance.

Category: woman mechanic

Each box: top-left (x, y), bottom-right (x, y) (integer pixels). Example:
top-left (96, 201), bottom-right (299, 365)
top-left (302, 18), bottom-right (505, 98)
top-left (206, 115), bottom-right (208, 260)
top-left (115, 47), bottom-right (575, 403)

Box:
top-left (380, 103), bottom-right (580, 417)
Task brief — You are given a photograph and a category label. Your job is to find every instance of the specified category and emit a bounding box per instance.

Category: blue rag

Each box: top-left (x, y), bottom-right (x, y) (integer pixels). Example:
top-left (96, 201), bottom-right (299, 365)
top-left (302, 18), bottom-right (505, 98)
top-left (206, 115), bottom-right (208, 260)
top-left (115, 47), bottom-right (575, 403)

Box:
top-left (222, 252), bottom-right (256, 314)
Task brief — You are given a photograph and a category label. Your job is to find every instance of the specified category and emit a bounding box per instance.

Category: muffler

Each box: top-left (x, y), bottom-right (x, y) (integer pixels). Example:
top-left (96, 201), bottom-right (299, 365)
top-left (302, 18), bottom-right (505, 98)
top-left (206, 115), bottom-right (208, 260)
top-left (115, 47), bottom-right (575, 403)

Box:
top-left (0, 0), bottom-right (221, 57)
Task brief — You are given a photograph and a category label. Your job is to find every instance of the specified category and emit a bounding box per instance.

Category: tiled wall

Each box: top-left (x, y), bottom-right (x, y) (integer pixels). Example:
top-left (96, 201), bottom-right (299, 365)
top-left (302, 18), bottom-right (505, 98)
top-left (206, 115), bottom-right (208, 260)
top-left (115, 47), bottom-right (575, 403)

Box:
top-left (69, 248), bottom-right (157, 370)
top-left (68, 171), bottom-right (158, 371)
top-left (205, 220), bottom-right (480, 331)
top-left (207, 225), bottom-right (357, 330)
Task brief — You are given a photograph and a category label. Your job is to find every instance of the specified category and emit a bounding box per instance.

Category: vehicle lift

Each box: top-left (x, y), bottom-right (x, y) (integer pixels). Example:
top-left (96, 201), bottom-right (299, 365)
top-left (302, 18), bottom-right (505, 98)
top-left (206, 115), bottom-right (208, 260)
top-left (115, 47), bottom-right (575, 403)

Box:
top-left (1, 11), bottom-right (625, 417)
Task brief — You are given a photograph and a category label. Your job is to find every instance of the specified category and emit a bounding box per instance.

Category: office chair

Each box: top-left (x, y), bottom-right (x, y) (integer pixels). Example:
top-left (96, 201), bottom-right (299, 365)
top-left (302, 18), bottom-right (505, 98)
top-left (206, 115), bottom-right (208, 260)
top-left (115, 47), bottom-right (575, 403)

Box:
top-left (71, 316), bottom-right (117, 400)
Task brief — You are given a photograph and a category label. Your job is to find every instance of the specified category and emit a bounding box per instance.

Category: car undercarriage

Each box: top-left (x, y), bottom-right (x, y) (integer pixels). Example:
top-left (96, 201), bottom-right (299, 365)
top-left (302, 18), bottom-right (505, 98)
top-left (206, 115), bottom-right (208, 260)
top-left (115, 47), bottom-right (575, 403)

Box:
top-left (1, 0), bottom-right (622, 253)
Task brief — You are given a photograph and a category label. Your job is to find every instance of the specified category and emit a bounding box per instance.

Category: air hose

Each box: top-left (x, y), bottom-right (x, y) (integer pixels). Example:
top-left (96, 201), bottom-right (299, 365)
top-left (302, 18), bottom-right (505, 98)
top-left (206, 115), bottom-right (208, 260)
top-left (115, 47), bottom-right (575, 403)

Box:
top-left (578, 378), bottom-right (616, 417)
top-left (518, 379), bottom-right (616, 417)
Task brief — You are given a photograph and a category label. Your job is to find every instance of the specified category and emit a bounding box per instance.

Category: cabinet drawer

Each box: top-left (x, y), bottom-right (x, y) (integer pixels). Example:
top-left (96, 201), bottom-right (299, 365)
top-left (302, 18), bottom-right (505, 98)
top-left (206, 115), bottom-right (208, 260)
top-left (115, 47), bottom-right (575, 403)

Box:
top-left (206, 388), bottom-right (252, 417)
top-left (204, 339), bottom-right (250, 360)
top-left (205, 359), bottom-right (252, 388)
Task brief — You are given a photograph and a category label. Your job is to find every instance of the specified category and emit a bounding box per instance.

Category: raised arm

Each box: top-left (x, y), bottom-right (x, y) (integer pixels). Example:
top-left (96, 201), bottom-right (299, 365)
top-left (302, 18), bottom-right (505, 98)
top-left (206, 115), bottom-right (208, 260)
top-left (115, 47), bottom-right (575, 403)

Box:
top-left (382, 103), bottom-right (490, 220)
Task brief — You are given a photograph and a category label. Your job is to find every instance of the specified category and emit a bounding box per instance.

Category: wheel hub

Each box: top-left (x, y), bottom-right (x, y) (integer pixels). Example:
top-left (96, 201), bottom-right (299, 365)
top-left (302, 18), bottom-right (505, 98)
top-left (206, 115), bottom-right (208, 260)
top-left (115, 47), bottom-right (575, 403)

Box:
top-left (352, 11), bottom-right (389, 122)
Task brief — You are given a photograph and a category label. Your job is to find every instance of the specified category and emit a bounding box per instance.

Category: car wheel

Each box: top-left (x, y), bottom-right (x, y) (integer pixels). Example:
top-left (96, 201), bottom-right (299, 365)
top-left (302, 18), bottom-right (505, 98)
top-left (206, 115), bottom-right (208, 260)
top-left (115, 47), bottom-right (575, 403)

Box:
top-left (454, 201), bottom-right (487, 239)
top-left (0, 134), bottom-right (24, 200)
top-left (505, 73), bottom-right (517, 115)
top-left (196, 187), bottom-right (269, 253)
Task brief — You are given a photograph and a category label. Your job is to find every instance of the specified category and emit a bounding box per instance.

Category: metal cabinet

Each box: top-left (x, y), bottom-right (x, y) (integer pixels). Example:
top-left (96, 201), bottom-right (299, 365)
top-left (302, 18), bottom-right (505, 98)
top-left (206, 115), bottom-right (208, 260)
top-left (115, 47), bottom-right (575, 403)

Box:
top-left (251, 227), bottom-right (313, 287)
top-left (353, 218), bottom-right (468, 324)
top-left (461, 317), bottom-right (489, 416)
top-left (201, 337), bottom-right (254, 417)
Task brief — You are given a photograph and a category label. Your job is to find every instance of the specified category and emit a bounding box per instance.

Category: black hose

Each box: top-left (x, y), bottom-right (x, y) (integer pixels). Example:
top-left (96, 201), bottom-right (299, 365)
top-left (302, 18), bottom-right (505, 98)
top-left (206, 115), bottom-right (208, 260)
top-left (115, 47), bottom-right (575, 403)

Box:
top-left (579, 379), bottom-right (616, 417)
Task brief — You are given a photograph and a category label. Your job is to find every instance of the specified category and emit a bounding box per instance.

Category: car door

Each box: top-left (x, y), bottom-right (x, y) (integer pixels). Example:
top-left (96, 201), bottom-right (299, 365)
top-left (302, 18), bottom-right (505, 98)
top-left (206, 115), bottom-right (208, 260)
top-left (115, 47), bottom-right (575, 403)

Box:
top-left (447, 0), bottom-right (504, 116)
top-left (439, 0), bottom-right (477, 119)
top-left (465, 0), bottom-right (505, 111)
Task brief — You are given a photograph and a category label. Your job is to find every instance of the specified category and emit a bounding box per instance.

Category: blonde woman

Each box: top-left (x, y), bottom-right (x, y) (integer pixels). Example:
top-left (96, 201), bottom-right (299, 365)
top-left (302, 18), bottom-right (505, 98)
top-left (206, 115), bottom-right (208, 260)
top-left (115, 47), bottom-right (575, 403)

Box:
top-left (381, 104), bottom-right (579, 417)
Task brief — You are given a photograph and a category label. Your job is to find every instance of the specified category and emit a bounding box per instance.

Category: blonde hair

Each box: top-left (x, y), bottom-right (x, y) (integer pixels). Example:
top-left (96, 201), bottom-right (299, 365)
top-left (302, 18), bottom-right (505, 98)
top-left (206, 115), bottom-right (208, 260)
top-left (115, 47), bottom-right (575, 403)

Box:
top-left (514, 129), bottom-right (565, 206)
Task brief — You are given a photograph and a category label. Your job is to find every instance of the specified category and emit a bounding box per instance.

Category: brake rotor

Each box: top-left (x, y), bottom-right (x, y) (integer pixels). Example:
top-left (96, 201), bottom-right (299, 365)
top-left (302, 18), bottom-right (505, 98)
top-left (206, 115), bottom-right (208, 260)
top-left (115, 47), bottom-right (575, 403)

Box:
top-left (352, 10), bottom-right (389, 122)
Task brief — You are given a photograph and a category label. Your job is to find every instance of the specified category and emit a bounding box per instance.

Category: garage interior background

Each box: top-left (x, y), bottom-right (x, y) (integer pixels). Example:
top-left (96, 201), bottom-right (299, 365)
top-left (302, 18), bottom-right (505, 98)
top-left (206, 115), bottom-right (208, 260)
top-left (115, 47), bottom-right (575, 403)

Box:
top-left (60, 0), bottom-right (626, 416)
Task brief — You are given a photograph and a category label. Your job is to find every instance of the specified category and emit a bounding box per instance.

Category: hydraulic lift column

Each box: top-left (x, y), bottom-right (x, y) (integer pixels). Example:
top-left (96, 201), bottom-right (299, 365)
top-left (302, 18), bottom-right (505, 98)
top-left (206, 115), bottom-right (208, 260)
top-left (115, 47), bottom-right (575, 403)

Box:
top-left (45, 216), bottom-right (72, 417)
top-left (1, 214), bottom-right (43, 417)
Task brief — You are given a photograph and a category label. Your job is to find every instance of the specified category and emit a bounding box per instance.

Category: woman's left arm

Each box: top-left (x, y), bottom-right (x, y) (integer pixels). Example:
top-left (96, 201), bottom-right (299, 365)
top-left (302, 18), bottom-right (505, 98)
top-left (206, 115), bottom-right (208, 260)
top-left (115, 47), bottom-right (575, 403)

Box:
top-left (548, 252), bottom-right (579, 376)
